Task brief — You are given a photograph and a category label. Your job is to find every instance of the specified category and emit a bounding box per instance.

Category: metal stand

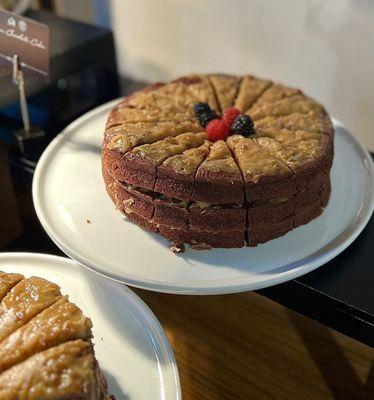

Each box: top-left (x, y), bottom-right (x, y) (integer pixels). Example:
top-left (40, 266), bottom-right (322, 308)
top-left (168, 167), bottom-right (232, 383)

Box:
top-left (12, 55), bottom-right (45, 155)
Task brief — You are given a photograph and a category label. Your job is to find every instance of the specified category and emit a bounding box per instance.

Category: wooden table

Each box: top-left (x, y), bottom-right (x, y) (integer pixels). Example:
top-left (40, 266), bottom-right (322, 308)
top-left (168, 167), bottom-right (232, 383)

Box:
top-left (135, 288), bottom-right (373, 399)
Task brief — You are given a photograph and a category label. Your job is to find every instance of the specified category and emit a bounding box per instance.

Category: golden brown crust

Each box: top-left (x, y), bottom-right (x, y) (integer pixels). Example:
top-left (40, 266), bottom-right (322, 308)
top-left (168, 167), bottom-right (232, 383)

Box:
top-left (0, 297), bottom-right (93, 374)
top-left (0, 340), bottom-right (96, 400)
top-left (105, 120), bottom-right (202, 152)
top-left (234, 75), bottom-right (272, 112)
top-left (0, 277), bottom-right (62, 343)
top-left (0, 273), bottom-right (23, 302)
top-left (193, 140), bottom-right (244, 204)
top-left (209, 74), bottom-right (241, 111)
top-left (0, 273), bottom-right (114, 399)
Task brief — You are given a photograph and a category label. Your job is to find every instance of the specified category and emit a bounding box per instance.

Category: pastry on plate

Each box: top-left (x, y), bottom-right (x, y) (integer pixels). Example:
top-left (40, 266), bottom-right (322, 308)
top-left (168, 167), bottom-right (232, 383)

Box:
top-left (0, 272), bottom-right (114, 400)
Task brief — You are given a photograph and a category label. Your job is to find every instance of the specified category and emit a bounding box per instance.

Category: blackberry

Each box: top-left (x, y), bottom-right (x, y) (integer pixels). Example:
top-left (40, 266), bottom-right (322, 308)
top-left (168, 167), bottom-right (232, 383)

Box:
top-left (230, 115), bottom-right (255, 137)
top-left (194, 102), bottom-right (211, 115)
top-left (194, 102), bottom-right (218, 127)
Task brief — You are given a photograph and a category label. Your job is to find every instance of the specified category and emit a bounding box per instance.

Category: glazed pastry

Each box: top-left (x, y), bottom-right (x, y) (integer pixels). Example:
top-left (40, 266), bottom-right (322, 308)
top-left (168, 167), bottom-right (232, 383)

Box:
top-left (0, 272), bottom-right (114, 400)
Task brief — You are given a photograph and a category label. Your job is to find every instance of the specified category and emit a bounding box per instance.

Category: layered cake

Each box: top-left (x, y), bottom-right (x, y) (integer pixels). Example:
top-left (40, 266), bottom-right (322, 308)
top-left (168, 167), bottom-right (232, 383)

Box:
top-left (102, 74), bottom-right (333, 251)
top-left (0, 272), bottom-right (114, 399)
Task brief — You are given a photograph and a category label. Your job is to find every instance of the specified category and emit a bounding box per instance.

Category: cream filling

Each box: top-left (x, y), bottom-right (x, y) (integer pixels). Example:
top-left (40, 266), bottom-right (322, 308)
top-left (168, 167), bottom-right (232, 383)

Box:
top-left (119, 181), bottom-right (290, 209)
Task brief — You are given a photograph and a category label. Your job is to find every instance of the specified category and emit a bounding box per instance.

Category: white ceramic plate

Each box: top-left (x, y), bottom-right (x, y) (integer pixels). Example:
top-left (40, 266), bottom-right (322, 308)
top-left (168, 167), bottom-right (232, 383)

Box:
top-left (0, 252), bottom-right (180, 400)
top-left (33, 100), bottom-right (374, 295)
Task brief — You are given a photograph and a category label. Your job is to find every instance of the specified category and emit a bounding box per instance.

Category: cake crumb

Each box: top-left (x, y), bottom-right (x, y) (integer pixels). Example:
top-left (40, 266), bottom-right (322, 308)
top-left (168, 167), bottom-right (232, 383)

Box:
top-left (170, 242), bottom-right (185, 254)
top-left (123, 198), bottom-right (135, 213)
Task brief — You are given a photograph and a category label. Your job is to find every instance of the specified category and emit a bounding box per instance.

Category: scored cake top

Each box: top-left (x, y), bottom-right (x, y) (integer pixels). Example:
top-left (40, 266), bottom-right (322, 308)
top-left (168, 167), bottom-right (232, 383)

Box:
top-left (102, 73), bottom-right (333, 204)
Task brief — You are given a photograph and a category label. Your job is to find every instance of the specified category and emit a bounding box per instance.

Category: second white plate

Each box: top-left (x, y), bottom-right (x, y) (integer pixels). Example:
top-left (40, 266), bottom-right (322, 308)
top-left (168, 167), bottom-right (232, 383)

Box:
top-left (0, 252), bottom-right (180, 400)
top-left (33, 100), bottom-right (374, 294)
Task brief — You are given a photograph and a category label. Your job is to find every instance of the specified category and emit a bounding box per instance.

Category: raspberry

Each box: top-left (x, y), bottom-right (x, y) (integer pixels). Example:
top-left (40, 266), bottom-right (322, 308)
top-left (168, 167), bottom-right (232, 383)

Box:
top-left (206, 119), bottom-right (230, 142)
top-left (194, 102), bottom-right (218, 127)
top-left (230, 114), bottom-right (255, 137)
top-left (222, 107), bottom-right (241, 127)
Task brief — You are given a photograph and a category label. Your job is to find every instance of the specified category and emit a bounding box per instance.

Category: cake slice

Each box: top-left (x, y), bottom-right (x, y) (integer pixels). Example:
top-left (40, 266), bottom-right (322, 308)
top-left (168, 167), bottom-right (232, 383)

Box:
top-left (120, 81), bottom-right (213, 117)
top-left (192, 140), bottom-right (244, 204)
top-left (0, 273), bottom-right (23, 302)
top-left (0, 272), bottom-right (114, 399)
top-left (154, 141), bottom-right (211, 200)
top-left (0, 339), bottom-right (109, 400)
top-left (247, 95), bottom-right (325, 120)
top-left (254, 83), bottom-right (301, 106)
top-left (227, 135), bottom-right (295, 201)
top-left (0, 297), bottom-right (92, 374)
top-left (209, 74), bottom-right (241, 111)
top-left (255, 134), bottom-right (323, 172)
top-left (171, 74), bottom-right (220, 112)
top-left (122, 75), bottom-right (219, 115)
top-left (104, 120), bottom-right (201, 152)
top-left (234, 75), bottom-right (272, 113)
top-left (106, 105), bottom-right (193, 128)
top-left (0, 277), bottom-right (62, 343)
top-left (254, 112), bottom-right (333, 134)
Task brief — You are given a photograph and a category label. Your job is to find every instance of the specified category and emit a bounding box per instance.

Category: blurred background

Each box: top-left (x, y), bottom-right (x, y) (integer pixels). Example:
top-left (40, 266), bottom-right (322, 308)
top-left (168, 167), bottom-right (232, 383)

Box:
top-left (2, 0), bottom-right (373, 149)
top-left (68, 0), bottom-right (374, 151)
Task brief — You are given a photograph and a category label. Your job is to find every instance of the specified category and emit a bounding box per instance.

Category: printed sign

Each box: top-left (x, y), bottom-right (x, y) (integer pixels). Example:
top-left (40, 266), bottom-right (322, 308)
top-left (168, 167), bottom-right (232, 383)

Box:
top-left (0, 10), bottom-right (49, 76)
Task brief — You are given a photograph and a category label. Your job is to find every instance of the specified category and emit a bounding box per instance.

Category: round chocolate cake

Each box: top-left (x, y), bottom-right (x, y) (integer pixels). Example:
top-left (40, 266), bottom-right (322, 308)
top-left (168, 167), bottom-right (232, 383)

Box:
top-left (102, 74), bottom-right (333, 251)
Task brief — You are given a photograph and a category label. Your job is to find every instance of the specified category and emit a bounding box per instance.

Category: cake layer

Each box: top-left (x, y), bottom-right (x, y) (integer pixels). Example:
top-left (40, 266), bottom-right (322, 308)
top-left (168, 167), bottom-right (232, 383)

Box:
top-left (104, 164), bottom-right (329, 230)
top-left (159, 225), bottom-right (246, 249)
top-left (105, 164), bottom-right (331, 248)
top-left (115, 186), bottom-right (330, 249)
top-left (247, 215), bottom-right (294, 246)
top-left (248, 179), bottom-right (331, 246)
top-left (118, 206), bottom-right (247, 249)
top-left (104, 166), bottom-right (246, 231)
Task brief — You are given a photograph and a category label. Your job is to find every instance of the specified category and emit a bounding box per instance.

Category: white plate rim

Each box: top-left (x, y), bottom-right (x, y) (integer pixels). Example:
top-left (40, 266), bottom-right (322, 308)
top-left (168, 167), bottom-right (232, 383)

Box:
top-left (0, 252), bottom-right (181, 399)
top-left (32, 100), bottom-right (374, 295)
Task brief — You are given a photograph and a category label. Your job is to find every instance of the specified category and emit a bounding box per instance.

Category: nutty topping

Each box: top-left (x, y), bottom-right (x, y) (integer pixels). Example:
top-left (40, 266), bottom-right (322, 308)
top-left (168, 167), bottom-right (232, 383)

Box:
top-left (200, 140), bottom-right (240, 174)
top-left (235, 76), bottom-right (272, 112)
top-left (227, 135), bottom-right (290, 183)
top-left (131, 132), bottom-right (207, 164)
